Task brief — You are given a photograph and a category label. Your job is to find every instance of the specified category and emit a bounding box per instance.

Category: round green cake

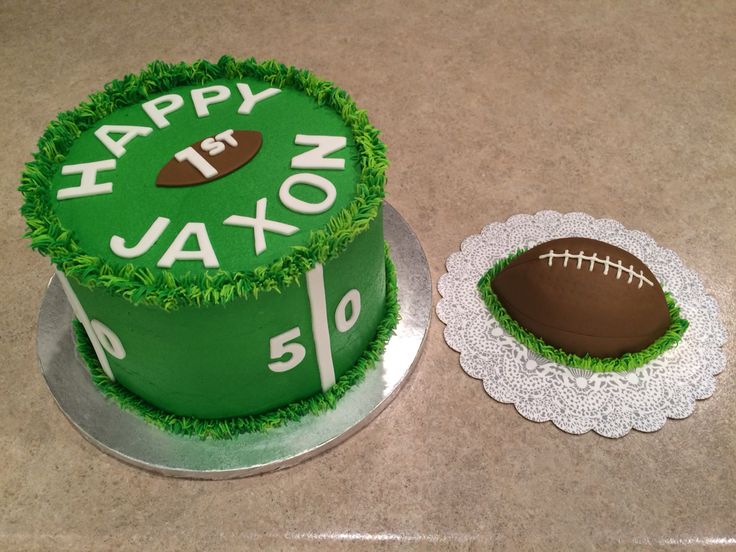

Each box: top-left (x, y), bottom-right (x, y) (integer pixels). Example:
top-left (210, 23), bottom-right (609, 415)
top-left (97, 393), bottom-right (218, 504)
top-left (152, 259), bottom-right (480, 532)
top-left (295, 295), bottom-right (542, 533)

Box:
top-left (20, 57), bottom-right (397, 434)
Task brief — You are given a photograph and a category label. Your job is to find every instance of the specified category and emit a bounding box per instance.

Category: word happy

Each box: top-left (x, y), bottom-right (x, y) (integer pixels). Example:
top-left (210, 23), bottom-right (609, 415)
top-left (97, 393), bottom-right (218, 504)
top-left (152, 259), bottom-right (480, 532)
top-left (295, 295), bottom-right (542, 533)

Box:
top-left (55, 83), bottom-right (349, 267)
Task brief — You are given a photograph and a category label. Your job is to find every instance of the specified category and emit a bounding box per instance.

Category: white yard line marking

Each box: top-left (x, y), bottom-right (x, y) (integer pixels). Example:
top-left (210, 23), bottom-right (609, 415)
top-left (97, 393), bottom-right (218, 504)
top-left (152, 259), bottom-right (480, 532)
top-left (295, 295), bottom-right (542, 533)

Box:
top-left (306, 264), bottom-right (336, 390)
top-left (57, 271), bottom-right (116, 380)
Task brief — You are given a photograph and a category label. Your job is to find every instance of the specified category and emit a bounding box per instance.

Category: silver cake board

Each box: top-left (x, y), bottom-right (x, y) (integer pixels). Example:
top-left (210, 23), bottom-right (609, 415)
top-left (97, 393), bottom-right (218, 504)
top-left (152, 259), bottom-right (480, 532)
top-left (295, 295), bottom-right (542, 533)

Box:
top-left (37, 203), bottom-right (430, 479)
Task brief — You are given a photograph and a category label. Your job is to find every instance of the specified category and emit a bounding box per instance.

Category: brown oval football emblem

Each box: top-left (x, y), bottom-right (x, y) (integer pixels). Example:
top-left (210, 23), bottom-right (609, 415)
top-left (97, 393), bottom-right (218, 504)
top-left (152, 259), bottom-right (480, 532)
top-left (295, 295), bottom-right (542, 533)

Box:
top-left (156, 129), bottom-right (263, 187)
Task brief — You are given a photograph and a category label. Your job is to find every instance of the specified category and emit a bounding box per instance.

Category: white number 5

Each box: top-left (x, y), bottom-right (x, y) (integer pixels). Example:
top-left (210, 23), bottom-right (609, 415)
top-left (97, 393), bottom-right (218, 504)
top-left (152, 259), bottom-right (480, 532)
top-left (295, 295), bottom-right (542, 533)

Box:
top-left (268, 327), bottom-right (306, 373)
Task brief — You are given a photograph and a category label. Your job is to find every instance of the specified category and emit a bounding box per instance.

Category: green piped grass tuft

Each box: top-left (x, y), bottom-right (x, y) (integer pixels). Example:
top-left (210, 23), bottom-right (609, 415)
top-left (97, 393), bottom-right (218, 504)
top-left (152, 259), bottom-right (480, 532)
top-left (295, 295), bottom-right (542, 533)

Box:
top-left (20, 56), bottom-right (388, 311)
top-left (71, 246), bottom-right (400, 440)
top-left (477, 249), bottom-right (689, 372)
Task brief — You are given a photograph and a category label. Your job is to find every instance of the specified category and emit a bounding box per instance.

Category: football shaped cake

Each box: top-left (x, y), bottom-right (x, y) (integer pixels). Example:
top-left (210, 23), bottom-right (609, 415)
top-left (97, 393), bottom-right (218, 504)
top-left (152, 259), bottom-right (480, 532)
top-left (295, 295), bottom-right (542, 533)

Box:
top-left (20, 57), bottom-right (398, 437)
top-left (478, 237), bottom-right (688, 371)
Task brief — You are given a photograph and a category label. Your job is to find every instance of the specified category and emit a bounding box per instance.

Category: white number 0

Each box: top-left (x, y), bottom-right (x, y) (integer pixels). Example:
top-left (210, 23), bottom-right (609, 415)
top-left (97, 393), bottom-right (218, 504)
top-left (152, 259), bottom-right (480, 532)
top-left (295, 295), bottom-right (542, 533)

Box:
top-left (268, 327), bottom-right (306, 373)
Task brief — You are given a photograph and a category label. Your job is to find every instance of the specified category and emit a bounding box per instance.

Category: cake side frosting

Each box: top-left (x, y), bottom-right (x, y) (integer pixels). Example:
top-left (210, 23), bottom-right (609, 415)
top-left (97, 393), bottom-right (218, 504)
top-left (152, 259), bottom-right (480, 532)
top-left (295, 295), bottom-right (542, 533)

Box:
top-left (65, 212), bottom-right (388, 419)
top-left (71, 246), bottom-right (399, 439)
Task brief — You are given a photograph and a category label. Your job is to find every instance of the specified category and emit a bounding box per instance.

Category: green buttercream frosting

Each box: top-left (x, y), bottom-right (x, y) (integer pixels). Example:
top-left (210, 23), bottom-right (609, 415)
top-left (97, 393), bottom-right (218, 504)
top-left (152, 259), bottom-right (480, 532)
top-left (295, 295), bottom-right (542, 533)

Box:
top-left (67, 211), bottom-right (389, 418)
top-left (72, 247), bottom-right (399, 439)
top-left (478, 249), bottom-right (689, 372)
top-left (19, 56), bottom-right (388, 311)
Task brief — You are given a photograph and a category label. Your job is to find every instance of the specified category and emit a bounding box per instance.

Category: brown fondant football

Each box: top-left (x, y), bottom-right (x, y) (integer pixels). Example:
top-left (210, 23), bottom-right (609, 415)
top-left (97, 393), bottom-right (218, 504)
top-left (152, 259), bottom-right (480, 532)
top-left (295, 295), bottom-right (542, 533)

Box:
top-left (156, 129), bottom-right (262, 187)
top-left (491, 237), bottom-right (671, 358)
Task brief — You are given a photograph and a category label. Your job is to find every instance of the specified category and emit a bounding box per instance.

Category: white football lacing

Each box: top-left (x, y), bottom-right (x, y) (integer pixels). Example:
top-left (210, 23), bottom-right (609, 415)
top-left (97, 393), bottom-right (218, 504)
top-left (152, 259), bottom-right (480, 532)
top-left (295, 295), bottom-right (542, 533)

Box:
top-left (538, 249), bottom-right (654, 289)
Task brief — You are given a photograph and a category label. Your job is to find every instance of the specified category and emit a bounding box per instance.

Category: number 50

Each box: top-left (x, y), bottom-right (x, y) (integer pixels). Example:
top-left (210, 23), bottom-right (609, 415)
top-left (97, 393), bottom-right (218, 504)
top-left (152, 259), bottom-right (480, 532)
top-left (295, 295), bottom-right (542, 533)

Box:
top-left (268, 327), bottom-right (306, 373)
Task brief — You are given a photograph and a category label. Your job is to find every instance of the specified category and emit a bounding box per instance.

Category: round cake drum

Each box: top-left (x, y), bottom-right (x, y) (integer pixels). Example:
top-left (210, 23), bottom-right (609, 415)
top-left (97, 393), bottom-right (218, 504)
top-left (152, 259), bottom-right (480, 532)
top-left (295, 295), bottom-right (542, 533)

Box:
top-left (36, 203), bottom-right (430, 478)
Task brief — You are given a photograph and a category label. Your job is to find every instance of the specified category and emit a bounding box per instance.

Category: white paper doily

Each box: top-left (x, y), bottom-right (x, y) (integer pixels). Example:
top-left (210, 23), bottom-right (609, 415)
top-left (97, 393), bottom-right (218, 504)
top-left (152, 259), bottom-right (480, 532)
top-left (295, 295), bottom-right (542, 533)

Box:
top-left (436, 211), bottom-right (727, 438)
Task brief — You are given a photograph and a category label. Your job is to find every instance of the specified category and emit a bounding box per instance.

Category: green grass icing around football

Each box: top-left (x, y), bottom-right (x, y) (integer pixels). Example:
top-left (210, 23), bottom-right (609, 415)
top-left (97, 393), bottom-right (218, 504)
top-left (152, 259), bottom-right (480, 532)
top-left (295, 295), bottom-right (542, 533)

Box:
top-left (71, 245), bottom-right (399, 440)
top-left (477, 249), bottom-right (689, 373)
top-left (20, 56), bottom-right (388, 310)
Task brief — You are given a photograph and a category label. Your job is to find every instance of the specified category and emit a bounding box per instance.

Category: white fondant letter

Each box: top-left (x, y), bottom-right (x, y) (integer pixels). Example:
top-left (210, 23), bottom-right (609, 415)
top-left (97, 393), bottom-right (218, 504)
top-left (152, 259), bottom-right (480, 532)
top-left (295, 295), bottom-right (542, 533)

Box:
top-left (236, 83), bottom-right (281, 115)
top-left (157, 223), bottom-right (219, 268)
top-left (201, 137), bottom-right (226, 156)
top-left (142, 94), bottom-right (184, 128)
top-left (90, 319), bottom-right (126, 360)
top-left (201, 129), bottom-right (238, 156)
top-left (291, 135), bottom-right (347, 170)
top-left (335, 289), bottom-right (361, 333)
top-left (110, 216), bottom-right (171, 259)
top-left (175, 146), bottom-right (218, 178)
top-left (279, 173), bottom-right (337, 215)
top-left (268, 327), bottom-right (306, 373)
top-left (56, 159), bottom-right (116, 200)
top-left (191, 85), bottom-right (231, 118)
top-left (223, 197), bottom-right (299, 256)
top-left (215, 129), bottom-right (238, 146)
top-left (94, 125), bottom-right (153, 158)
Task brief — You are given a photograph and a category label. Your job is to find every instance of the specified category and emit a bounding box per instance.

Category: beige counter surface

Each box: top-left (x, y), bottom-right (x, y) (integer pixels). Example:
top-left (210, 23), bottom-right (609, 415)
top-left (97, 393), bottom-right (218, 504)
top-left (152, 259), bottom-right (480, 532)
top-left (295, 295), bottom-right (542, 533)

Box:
top-left (1, 1), bottom-right (734, 550)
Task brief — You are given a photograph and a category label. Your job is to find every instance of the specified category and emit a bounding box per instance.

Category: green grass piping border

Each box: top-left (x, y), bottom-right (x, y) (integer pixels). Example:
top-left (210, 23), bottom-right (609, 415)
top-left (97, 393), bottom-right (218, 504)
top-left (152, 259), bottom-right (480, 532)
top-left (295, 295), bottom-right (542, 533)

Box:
top-left (20, 55), bottom-right (388, 311)
top-left (71, 244), bottom-right (399, 440)
top-left (477, 249), bottom-right (689, 372)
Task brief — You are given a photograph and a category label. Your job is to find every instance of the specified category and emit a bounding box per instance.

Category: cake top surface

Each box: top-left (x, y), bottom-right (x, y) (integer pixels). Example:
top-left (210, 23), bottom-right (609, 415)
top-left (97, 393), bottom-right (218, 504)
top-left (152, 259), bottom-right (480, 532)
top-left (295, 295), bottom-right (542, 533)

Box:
top-left (20, 57), bottom-right (387, 309)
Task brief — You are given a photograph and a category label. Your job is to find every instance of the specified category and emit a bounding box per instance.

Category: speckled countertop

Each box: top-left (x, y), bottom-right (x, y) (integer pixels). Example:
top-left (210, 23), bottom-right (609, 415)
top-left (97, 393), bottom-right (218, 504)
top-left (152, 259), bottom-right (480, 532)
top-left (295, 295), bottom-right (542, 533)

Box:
top-left (2, 1), bottom-right (734, 550)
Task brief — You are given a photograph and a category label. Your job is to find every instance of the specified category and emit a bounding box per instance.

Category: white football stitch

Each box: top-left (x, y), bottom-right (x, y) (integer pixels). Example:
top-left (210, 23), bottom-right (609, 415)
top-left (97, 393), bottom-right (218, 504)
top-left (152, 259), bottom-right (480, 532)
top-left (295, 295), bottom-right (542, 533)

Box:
top-left (539, 249), bottom-right (654, 289)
